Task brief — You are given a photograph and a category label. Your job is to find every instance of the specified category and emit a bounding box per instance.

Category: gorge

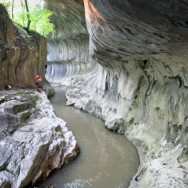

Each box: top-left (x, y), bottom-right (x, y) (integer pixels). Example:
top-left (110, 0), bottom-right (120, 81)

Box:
top-left (46, 0), bottom-right (188, 187)
top-left (0, 0), bottom-right (188, 188)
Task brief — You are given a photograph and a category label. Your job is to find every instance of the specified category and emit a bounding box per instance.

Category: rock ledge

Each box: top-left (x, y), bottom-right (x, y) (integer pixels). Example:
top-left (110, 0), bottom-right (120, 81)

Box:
top-left (0, 89), bottom-right (79, 188)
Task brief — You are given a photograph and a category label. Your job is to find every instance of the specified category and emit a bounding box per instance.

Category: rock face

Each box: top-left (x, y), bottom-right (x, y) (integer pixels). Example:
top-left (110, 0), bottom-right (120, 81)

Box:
top-left (0, 3), bottom-right (79, 188)
top-left (0, 90), bottom-right (79, 188)
top-left (0, 4), bottom-right (47, 89)
top-left (45, 0), bottom-right (96, 86)
top-left (46, 0), bottom-right (188, 187)
top-left (46, 0), bottom-right (88, 62)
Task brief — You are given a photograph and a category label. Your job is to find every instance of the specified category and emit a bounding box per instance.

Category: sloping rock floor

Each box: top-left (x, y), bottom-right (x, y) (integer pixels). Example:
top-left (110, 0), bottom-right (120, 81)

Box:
top-left (0, 89), bottom-right (79, 188)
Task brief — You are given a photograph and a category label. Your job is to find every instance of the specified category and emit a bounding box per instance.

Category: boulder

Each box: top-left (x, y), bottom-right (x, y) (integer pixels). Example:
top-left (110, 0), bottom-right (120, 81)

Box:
top-left (0, 90), bottom-right (79, 188)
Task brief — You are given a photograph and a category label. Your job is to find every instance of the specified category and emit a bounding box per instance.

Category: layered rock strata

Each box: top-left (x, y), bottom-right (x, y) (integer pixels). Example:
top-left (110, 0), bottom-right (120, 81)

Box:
top-left (0, 4), bottom-right (47, 89)
top-left (0, 90), bottom-right (79, 188)
top-left (46, 0), bottom-right (88, 62)
top-left (45, 0), bottom-right (96, 86)
top-left (46, 0), bottom-right (188, 187)
top-left (0, 3), bottom-right (79, 188)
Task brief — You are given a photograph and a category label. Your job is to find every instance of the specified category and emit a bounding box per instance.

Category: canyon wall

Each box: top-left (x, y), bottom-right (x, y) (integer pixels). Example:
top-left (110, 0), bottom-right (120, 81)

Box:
top-left (69, 1), bottom-right (188, 187)
top-left (0, 4), bottom-right (46, 89)
top-left (46, 0), bottom-right (188, 187)
top-left (45, 0), bottom-right (96, 85)
top-left (0, 4), bottom-right (79, 187)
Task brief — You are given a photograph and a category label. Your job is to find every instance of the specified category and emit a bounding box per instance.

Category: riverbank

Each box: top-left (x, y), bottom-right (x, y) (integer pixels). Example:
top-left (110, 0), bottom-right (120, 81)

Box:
top-left (0, 89), bottom-right (79, 188)
top-left (38, 87), bottom-right (139, 188)
top-left (64, 72), bottom-right (188, 188)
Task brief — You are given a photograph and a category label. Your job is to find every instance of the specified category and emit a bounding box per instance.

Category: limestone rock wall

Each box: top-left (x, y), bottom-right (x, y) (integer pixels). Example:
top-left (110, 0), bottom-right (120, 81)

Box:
top-left (0, 4), bottom-right (79, 188)
top-left (46, 0), bottom-right (89, 63)
top-left (62, 0), bottom-right (188, 187)
top-left (45, 0), bottom-right (97, 86)
top-left (66, 0), bottom-right (188, 145)
top-left (0, 90), bottom-right (79, 188)
top-left (0, 4), bottom-right (47, 89)
top-left (42, 0), bottom-right (188, 187)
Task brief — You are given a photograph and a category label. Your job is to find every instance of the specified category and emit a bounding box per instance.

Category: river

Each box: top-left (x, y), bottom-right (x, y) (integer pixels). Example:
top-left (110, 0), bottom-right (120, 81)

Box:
top-left (38, 87), bottom-right (139, 188)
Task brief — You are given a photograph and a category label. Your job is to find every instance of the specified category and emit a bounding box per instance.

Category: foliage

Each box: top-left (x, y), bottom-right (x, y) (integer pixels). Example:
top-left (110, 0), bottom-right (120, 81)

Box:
top-left (3, 91), bottom-right (39, 108)
top-left (15, 91), bottom-right (39, 107)
top-left (1, 1), bottom-right (11, 9)
top-left (1, 1), bottom-right (54, 37)
top-left (14, 8), bottom-right (54, 36)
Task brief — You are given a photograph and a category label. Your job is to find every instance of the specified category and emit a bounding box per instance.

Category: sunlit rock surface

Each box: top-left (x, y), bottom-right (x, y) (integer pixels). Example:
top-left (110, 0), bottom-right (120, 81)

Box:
top-left (45, 0), bottom-right (96, 86)
top-left (0, 90), bottom-right (79, 188)
top-left (46, 0), bottom-right (188, 187)
top-left (0, 4), bottom-right (47, 89)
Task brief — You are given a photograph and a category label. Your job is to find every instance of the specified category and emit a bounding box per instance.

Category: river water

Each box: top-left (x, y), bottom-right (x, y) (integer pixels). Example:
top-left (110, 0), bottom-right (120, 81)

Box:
top-left (38, 88), bottom-right (139, 188)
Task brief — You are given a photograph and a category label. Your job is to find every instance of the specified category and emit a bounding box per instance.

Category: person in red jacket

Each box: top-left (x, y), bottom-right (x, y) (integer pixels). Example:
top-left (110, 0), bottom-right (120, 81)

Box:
top-left (35, 75), bottom-right (43, 92)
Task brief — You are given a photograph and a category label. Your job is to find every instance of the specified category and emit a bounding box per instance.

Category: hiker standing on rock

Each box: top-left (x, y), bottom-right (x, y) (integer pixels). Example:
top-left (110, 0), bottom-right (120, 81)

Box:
top-left (35, 74), bottom-right (43, 92)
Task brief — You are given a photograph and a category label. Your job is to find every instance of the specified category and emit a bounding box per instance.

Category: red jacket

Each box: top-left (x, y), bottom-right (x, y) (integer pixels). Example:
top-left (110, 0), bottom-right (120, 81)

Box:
top-left (35, 75), bottom-right (42, 83)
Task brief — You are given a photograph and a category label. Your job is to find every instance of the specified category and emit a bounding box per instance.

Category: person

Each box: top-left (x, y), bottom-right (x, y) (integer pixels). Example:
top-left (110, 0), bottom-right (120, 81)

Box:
top-left (35, 75), bottom-right (43, 92)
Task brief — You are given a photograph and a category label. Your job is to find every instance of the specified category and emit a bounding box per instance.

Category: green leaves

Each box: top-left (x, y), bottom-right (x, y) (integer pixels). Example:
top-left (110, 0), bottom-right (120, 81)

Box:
top-left (30, 9), bottom-right (54, 36)
top-left (14, 8), bottom-right (54, 36)
top-left (1, 1), bottom-right (54, 37)
top-left (1, 2), bottom-right (11, 9)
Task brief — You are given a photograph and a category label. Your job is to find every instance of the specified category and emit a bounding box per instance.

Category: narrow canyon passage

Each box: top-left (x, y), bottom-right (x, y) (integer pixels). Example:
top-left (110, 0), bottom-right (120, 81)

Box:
top-left (38, 88), bottom-right (139, 188)
top-left (1, 1), bottom-right (188, 187)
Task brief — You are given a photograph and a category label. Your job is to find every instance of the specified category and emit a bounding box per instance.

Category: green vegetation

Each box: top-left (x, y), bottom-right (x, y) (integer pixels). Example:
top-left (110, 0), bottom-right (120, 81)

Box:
top-left (4, 91), bottom-right (39, 108)
top-left (1, 1), bottom-right (11, 9)
top-left (25, 94), bottom-right (39, 107)
top-left (15, 91), bottom-right (39, 107)
top-left (1, 0), bottom-right (54, 37)
top-left (14, 8), bottom-right (54, 36)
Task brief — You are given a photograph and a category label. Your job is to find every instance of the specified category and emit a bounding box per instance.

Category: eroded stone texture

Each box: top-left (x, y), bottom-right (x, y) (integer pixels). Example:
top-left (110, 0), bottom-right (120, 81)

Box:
top-left (0, 3), bottom-right (79, 188)
top-left (46, 0), bottom-right (89, 62)
top-left (0, 4), bottom-right (47, 89)
top-left (47, 0), bottom-right (188, 187)
top-left (45, 0), bottom-right (97, 86)
top-left (84, 0), bottom-right (188, 62)
top-left (0, 90), bottom-right (79, 188)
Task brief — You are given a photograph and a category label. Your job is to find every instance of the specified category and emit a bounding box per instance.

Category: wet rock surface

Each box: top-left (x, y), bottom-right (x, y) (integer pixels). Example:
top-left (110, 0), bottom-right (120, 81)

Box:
top-left (0, 90), bottom-right (79, 188)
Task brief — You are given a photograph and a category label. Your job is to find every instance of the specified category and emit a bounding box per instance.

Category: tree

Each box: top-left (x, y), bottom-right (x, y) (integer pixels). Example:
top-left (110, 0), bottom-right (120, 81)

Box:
top-left (24, 0), bottom-right (31, 31)
top-left (1, 1), bottom-right (11, 10)
top-left (11, 0), bottom-right (14, 19)
top-left (1, 0), bottom-right (54, 37)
